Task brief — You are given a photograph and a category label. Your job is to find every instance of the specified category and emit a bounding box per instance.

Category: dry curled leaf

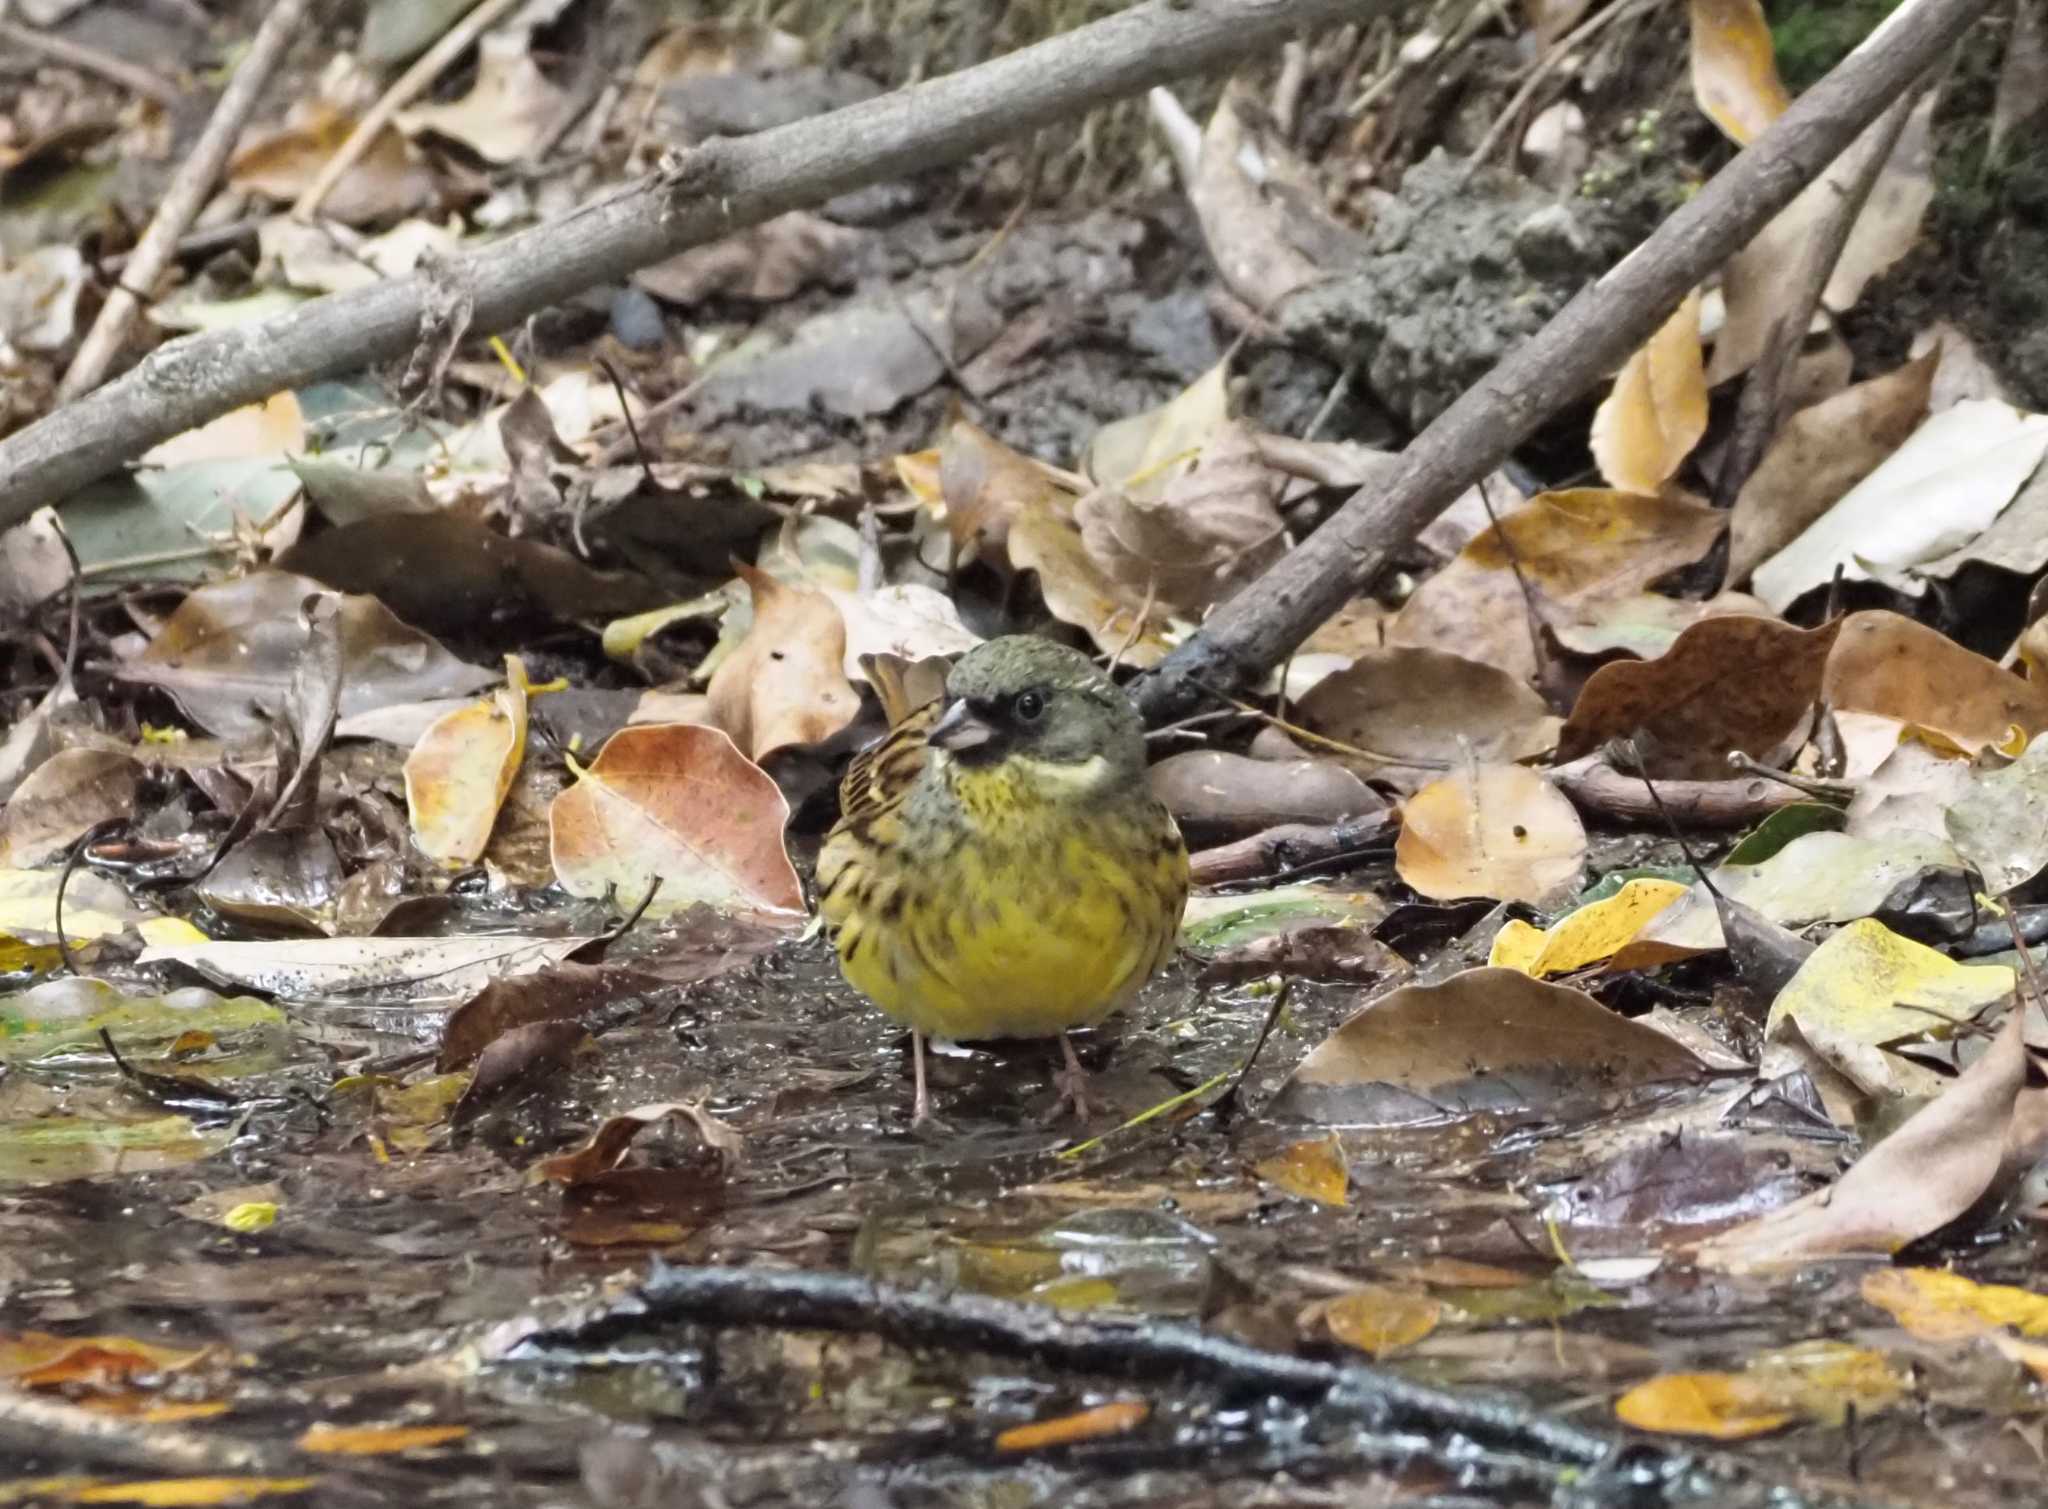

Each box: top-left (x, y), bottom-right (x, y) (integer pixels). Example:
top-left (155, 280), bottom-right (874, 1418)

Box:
top-left (706, 564), bottom-right (860, 759)
top-left (1591, 291), bottom-right (1707, 496)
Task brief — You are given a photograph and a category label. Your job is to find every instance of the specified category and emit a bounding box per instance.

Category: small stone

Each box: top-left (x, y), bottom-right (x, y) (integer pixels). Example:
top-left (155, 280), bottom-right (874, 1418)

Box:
top-left (609, 285), bottom-right (666, 350)
top-left (1512, 204), bottom-right (1591, 277)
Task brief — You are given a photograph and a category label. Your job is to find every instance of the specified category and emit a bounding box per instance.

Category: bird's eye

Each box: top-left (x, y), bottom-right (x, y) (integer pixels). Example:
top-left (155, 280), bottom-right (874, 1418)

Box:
top-left (1013, 690), bottom-right (1045, 722)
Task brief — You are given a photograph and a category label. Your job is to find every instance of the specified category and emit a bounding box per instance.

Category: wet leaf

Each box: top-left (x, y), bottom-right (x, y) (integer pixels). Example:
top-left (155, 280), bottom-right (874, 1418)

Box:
top-left (1274, 967), bottom-right (1705, 1124)
top-left (0, 748), bottom-right (141, 867)
top-left (438, 961), bottom-right (661, 1071)
top-left (1295, 649), bottom-right (1560, 788)
top-left (1862, 1267), bottom-right (2048, 1343)
top-left (1319, 1286), bottom-right (1443, 1358)
top-left (1753, 402), bottom-right (2048, 611)
top-left (1487, 878), bottom-right (1689, 977)
top-left (1253, 1134), bottom-right (1349, 1206)
top-left (1392, 490), bottom-right (1726, 682)
top-left (995, 1400), bottom-right (1149, 1452)
top-left (1688, 0), bottom-right (1789, 146)
top-left (1824, 611), bottom-right (2048, 754)
top-left (1556, 615), bottom-right (1840, 778)
top-left (548, 723), bottom-right (804, 918)
top-left (1945, 733), bottom-right (2048, 894)
top-left (66, 1478), bottom-right (320, 1506)
top-left (1395, 764), bottom-right (1586, 905)
top-left (1697, 1004), bottom-right (2027, 1270)
top-left (705, 565), bottom-right (860, 760)
top-left (297, 1423), bottom-right (469, 1455)
top-left (112, 571), bottom-right (495, 743)
top-left (0, 1332), bottom-right (216, 1386)
top-left (133, 934), bottom-right (592, 1003)
top-left (0, 1113), bottom-right (238, 1185)
top-left (405, 656), bottom-right (532, 866)
top-left (0, 977), bottom-right (285, 1070)
top-left (1591, 291), bottom-right (1707, 495)
top-left (0, 868), bottom-right (139, 941)
top-left (1727, 354), bottom-right (1936, 585)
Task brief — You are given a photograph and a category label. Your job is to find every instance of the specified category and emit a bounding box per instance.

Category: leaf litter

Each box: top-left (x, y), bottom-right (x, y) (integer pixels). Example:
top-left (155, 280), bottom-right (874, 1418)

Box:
top-left (5, 1), bottom-right (2048, 1506)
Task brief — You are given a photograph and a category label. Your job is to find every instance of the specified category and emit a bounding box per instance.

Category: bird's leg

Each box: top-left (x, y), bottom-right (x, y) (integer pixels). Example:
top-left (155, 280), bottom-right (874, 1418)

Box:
top-left (912, 1030), bottom-right (930, 1127)
top-left (1048, 1032), bottom-right (1109, 1123)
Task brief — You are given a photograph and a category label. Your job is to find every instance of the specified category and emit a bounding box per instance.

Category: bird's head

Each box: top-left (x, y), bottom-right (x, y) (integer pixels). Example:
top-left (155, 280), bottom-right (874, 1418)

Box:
top-left (925, 636), bottom-right (1145, 795)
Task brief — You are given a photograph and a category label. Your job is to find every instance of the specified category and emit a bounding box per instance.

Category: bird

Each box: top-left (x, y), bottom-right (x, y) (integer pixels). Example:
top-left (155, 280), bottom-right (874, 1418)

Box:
top-left (817, 635), bottom-right (1190, 1126)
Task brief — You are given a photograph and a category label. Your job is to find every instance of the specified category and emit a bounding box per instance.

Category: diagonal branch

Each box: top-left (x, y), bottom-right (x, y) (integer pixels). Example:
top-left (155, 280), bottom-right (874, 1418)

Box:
top-left (1132, 0), bottom-right (1997, 724)
top-left (0, 0), bottom-right (1370, 527)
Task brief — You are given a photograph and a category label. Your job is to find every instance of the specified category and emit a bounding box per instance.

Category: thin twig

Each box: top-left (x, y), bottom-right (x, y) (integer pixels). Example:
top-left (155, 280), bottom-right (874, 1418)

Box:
top-left (0, 18), bottom-right (184, 108)
top-left (1475, 475), bottom-right (1549, 681)
top-left (58, 0), bottom-right (315, 402)
top-left (1462, 0), bottom-right (1666, 178)
top-left (292, 0), bottom-right (525, 220)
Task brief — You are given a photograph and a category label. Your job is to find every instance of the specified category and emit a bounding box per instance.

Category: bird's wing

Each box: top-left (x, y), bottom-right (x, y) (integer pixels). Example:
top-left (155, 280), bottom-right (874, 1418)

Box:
top-left (836, 695), bottom-right (938, 831)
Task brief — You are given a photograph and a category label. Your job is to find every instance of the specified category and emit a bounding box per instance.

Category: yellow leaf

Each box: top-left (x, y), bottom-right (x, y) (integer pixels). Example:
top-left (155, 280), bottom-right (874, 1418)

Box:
top-left (1254, 1134), bottom-right (1349, 1206)
top-left (1862, 1267), bottom-right (2048, 1342)
top-left (1615, 1372), bottom-right (1793, 1439)
top-left (1488, 878), bottom-right (1689, 977)
top-left (996, 1400), bottom-right (1149, 1452)
top-left (1764, 918), bottom-right (2015, 1093)
top-left (404, 656), bottom-right (531, 867)
top-left (67, 1479), bottom-right (318, 1506)
top-left (136, 917), bottom-right (211, 949)
top-left (296, 1423), bottom-right (469, 1456)
top-left (223, 1202), bottom-right (277, 1233)
top-left (1689, 0), bottom-right (1790, 146)
top-left (1321, 1286), bottom-right (1442, 1358)
top-left (1591, 292), bottom-right (1707, 495)
top-left (1395, 764), bottom-right (1586, 906)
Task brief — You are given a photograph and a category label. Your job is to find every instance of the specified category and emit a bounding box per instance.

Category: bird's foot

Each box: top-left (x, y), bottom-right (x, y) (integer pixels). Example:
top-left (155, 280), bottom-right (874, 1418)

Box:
top-left (1043, 1056), bottom-right (1111, 1125)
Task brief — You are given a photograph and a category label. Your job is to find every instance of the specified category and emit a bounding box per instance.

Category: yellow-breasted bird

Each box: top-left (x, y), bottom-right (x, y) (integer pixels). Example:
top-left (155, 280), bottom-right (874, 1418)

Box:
top-left (818, 636), bottom-right (1190, 1125)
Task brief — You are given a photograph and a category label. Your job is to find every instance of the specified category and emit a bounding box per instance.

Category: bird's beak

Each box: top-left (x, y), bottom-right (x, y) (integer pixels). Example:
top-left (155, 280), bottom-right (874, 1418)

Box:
top-left (926, 698), bottom-right (995, 752)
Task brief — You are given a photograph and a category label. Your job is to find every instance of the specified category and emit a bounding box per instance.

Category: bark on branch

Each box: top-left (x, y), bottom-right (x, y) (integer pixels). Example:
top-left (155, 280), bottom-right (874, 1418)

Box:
top-left (0, 0), bottom-right (1369, 526)
top-left (1132, 0), bottom-right (1998, 724)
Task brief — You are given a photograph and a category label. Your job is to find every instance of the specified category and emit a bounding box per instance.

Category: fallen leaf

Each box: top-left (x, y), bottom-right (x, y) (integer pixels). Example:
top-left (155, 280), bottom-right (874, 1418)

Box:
top-left (1862, 1267), bottom-right (2048, 1343)
top-left (1076, 420), bottom-right (1287, 615)
top-left (111, 571), bottom-right (495, 743)
top-left (405, 657), bottom-right (532, 866)
top-left (66, 1478), bottom-right (321, 1506)
top-left (296, 1423), bottom-right (469, 1455)
top-left (1689, 0), bottom-right (1789, 145)
top-left (1825, 610), bottom-right (2048, 754)
top-left (1391, 490), bottom-right (1726, 682)
top-left (142, 392), bottom-right (305, 467)
top-left (548, 723), bottom-right (804, 917)
top-left (1615, 1372), bottom-right (1793, 1440)
top-left (0, 1332), bottom-right (215, 1386)
top-left (1319, 1286), bottom-right (1442, 1358)
top-left (133, 934), bottom-right (592, 1003)
top-left (635, 210), bottom-right (868, 304)
top-left (1591, 291), bottom-right (1708, 495)
top-left (1086, 358), bottom-right (1229, 503)
top-left (1007, 498), bottom-right (1170, 666)
top-left (1556, 615), bottom-right (1840, 778)
top-left (1696, 1003), bottom-right (2027, 1270)
top-left (932, 417), bottom-right (1079, 560)
top-left (1825, 87), bottom-right (1936, 312)
top-left (1487, 878), bottom-right (1690, 977)
top-left (0, 748), bottom-right (141, 867)
top-left (1254, 1134), bottom-right (1349, 1206)
top-left (1753, 401), bottom-right (2048, 610)
top-left (229, 105), bottom-right (435, 223)
top-left (396, 31), bottom-right (565, 162)
top-left (1295, 648), bottom-right (1560, 788)
top-left (1945, 733), bottom-right (2048, 894)
top-left (1726, 354), bottom-right (1936, 586)
top-left (1395, 764), bottom-right (1586, 905)
top-left (1272, 967), bottom-right (1705, 1124)
top-left (1842, 737), bottom-right (1973, 839)
top-left (995, 1400), bottom-right (1149, 1452)
top-left (705, 565), bottom-right (860, 759)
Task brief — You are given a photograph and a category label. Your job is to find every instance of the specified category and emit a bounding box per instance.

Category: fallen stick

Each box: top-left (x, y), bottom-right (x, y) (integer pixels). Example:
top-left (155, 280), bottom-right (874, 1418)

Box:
top-left (1131, 0), bottom-right (1998, 724)
top-left (0, 18), bottom-right (185, 109)
top-left (0, 0), bottom-right (1368, 525)
top-left (56, 0), bottom-right (315, 403)
top-left (1550, 754), bottom-right (1814, 827)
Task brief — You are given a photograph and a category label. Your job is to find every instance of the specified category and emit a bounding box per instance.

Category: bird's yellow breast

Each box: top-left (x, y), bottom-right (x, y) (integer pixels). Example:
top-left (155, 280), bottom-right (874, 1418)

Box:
top-left (818, 761), bottom-right (1187, 1042)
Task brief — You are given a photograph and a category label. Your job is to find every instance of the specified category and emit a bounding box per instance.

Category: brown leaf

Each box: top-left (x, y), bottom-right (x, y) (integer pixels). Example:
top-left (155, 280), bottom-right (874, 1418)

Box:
top-left (0, 748), bottom-right (140, 867)
top-left (404, 658), bottom-right (530, 867)
top-left (548, 722), bottom-right (805, 917)
top-left (396, 32), bottom-right (566, 163)
top-left (1007, 500), bottom-right (1170, 666)
top-left (228, 106), bottom-right (436, 223)
top-left (535, 1101), bottom-right (740, 1187)
top-left (705, 564), bottom-right (860, 759)
top-left (1076, 421), bottom-right (1286, 615)
top-left (1824, 610), bottom-right (2048, 754)
top-left (995, 1400), bottom-right (1149, 1453)
top-left (1295, 648), bottom-right (1561, 789)
top-left (934, 417), bottom-right (1080, 560)
top-left (635, 211), bottom-right (869, 304)
top-left (1394, 765), bottom-right (1585, 905)
top-left (1726, 354), bottom-right (1937, 584)
top-left (1695, 1004), bottom-right (2027, 1271)
top-left (1591, 291), bottom-right (1708, 495)
top-left (1391, 490), bottom-right (1727, 682)
top-left (112, 570), bottom-right (495, 742)
top-left (439, 961), bottom-right (661, 1071)
top-left (1254, 1133), bottom-right (1349, 1206)
top-left (1274, 965), bottom-right (1707, 1124)
top-left (1556, 614), bottom-right (1841, 777)
top-left (1318, 1286), bottom-right (1442, 1358)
